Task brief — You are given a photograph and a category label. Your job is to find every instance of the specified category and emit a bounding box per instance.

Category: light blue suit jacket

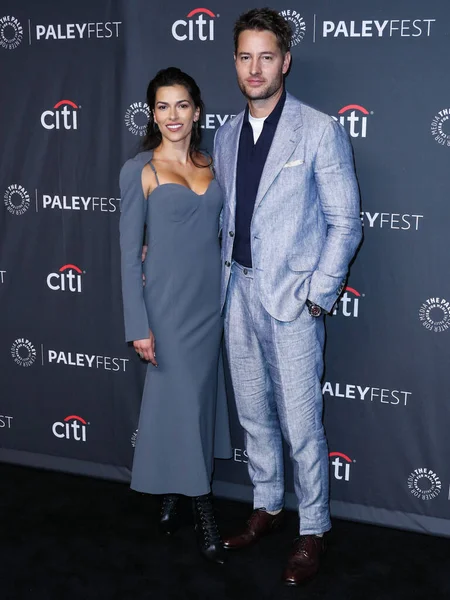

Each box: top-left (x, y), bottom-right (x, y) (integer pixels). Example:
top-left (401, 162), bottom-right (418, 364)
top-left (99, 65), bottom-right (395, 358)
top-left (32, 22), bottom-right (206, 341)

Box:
top-left (214, 92), bottom-right (362, 321)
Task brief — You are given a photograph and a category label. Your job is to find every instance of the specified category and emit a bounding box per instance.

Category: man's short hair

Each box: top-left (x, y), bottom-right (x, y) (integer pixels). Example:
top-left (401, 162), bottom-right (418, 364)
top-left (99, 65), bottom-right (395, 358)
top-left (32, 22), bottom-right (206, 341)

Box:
top-left (234, 8), bottom-right (292, 55)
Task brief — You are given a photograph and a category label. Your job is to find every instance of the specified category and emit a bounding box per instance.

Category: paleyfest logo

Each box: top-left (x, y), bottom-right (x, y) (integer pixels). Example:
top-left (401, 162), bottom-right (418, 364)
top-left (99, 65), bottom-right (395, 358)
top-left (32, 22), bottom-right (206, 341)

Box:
top-left (4, 183), bottom-right (120, 215)
top-left (321, 18), bottom-right (435, 39)
top-left (172, 8), bottom-right (217, 42)
top-left (431, 108), bottom-right (450, 148)
top-left (0, 15), bottom-right (23, 50)
top-left (34, 21), bottom-right (121, 41)
top-left (419, 297), bottom-right (450, 333)
top-left (279, 9), bottom-right (306, 46)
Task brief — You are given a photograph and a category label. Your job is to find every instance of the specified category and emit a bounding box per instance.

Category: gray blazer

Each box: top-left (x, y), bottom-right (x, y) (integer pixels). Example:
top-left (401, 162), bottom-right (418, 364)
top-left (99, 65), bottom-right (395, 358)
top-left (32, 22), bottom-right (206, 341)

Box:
top-left (214, 92), bottom-right (362, 321)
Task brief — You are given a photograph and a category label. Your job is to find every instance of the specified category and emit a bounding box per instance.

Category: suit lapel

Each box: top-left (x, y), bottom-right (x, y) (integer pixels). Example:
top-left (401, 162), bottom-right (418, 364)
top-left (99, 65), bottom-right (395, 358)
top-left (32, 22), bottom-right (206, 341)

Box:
top-left (253, 94), bottom-right (303, 215)
top-left (224, 111), bottom-right (244, 223)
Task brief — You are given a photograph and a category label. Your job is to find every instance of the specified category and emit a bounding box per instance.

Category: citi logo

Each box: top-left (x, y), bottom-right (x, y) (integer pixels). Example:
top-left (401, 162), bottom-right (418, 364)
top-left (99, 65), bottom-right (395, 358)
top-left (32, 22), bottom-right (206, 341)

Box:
top-left (47, 264), bottom-right (83, 293)
top-left (329, 452), bottom-right (354, 481)
top-left (52, 415), bottom-right (88, 442)
top-left (333, 104), bottom-right (370, 138)
top-left (41, 100), bottom-right (79, 130)
top-left (333, 286), bottom-right (362, 318)
top-left (172, 8), bottom-right (217, 41)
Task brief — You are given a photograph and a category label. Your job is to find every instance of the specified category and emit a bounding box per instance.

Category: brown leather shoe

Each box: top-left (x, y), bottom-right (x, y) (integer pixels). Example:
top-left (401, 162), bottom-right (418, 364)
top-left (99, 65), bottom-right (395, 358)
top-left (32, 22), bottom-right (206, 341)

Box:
top-left (223, 509), bottom-right (284, 550)
top-left (282, 535), bottom-right (325, 585)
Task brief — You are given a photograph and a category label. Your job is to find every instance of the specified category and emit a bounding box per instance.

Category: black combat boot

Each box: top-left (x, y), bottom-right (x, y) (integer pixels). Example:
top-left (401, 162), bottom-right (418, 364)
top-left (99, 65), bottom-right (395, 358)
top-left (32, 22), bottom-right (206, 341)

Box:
top-left (192, 493), bottom-right (226, 564)
top-left (159, 494), bottom-right (180, 535)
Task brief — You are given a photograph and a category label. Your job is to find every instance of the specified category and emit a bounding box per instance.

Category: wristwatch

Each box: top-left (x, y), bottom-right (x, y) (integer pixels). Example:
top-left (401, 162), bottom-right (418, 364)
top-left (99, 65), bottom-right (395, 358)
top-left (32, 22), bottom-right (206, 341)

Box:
top-left (306, 299), bottom-right (322, 318)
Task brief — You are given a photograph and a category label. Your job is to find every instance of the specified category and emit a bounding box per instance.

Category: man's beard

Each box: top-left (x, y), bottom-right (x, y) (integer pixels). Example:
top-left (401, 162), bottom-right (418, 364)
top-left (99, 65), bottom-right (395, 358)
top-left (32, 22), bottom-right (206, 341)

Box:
top-left (238, 76), bottom-right (283, 101)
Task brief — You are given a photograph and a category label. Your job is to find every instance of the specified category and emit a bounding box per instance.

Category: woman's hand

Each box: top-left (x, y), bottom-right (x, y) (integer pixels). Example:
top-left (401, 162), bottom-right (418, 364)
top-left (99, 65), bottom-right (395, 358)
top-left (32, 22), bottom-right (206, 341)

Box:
top-left (133, 330), bottom-right (157, 366)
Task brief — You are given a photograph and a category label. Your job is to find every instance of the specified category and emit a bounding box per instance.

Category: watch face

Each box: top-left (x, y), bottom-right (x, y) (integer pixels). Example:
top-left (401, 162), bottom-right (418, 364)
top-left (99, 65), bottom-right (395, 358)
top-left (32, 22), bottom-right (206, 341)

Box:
top-left (310, 304), bottom-right (322, 317)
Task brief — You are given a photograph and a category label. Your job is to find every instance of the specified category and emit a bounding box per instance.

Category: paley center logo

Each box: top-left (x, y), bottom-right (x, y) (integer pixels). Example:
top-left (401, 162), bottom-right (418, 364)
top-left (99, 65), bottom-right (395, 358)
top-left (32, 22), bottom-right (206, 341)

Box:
top-left (52, 415), bottom-right (89, 442)
top-left (172, 8), bottom-right (217, 41)
top-left (419, 297), bottom-right (450, 333)
top-left (431, 108), bottom-right (450, 148)
top-left (279, 9), bottom-right (306, 46)
top-left (321, 18), bottom-right (435, 39)
top-left (323, 381), bottom-right (412, 407)
top-left (124, 102), bottom-right (150, 136)
top-left (4, 184), bottom-right (31, 215)
top-left (329, 452), bottom-right (354, 482)
top-left (41, 100), bottom-right (80, 130)
top-left (131, 429), bottom-right (138, 448)
top-left (333, 104), bottom-right (371, 138)
top-left (47, 264), bottom-right (84, 293)
top-left (0, 15), bottom-right (23, 50)
top-left (332, 286), bottom-right (363, 318)
top-left (11, 338), bottom-right (37, 367)
top-left (407, 467), bottom-right (442, 501)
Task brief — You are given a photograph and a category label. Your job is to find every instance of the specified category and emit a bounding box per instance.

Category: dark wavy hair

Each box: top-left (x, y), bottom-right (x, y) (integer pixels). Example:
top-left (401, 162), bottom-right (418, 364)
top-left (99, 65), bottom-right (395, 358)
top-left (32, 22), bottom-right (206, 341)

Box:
top-left (234, 8), bottom-right (292, 55)
top-left (141, 67), bottom-right (210, 167)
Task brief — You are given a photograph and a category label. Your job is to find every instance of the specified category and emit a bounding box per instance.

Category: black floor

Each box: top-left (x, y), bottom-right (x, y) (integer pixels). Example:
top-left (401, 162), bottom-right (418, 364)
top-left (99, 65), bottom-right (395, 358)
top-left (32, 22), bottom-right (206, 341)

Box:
top-left (0, 463), bottom-right (449, 600)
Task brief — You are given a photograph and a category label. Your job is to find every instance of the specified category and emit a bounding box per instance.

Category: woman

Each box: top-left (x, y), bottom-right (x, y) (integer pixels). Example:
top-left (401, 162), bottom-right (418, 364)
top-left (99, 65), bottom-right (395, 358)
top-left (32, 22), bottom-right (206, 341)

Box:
top-left (119, 67), bottom-right (231, 564)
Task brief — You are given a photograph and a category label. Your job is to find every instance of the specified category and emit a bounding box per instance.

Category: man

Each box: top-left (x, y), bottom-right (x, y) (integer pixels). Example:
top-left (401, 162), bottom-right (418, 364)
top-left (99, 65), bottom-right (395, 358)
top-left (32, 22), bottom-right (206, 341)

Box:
top-left (213, 8), bottom-right (362, 585)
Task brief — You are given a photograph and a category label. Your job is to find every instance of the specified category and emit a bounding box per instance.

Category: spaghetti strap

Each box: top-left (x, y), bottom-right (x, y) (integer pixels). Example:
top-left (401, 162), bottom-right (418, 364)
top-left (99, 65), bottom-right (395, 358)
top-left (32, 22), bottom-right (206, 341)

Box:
top-left (148, 160), bottom-right (160, 186)
top-left (205, 154), bottom-right (215, 178)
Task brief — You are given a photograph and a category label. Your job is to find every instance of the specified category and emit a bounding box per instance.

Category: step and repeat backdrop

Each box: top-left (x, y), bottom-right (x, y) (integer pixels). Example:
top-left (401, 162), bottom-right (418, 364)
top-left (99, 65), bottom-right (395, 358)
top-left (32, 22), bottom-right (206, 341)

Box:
top-left (1, 0), bottom-right (449, 535)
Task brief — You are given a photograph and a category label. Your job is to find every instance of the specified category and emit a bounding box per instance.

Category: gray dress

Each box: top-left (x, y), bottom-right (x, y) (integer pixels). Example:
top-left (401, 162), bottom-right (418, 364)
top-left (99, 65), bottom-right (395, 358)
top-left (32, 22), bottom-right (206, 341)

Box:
top-left (119, 151), bottom-right (231, 497)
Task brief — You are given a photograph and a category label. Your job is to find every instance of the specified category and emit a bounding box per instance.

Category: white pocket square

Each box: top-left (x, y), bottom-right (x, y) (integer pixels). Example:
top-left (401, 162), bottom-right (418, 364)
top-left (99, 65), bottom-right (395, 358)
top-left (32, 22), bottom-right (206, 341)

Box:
top-left (283, 159), bottom-right (304, 168)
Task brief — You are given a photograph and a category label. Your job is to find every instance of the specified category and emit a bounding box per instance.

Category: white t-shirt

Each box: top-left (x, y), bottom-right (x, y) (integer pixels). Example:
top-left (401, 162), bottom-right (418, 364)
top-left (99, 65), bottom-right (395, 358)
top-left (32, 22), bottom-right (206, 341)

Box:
top-left (248, 113), bottom-right (267, 144)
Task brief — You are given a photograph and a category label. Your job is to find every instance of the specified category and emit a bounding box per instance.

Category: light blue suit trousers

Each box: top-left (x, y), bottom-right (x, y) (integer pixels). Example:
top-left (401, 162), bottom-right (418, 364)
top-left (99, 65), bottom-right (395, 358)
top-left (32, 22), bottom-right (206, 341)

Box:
top-left (224, 262), bottom-right (331, 535)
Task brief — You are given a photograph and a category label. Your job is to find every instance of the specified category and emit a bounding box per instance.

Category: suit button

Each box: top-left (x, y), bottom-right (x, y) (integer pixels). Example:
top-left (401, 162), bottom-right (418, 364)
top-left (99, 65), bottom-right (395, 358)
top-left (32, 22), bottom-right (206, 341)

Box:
top-left (243, 269), bottom-right (248, 275)
top-left (225, 261), bottom-right (231, 267)
top-left (229, 231), bottom-right (234, 237)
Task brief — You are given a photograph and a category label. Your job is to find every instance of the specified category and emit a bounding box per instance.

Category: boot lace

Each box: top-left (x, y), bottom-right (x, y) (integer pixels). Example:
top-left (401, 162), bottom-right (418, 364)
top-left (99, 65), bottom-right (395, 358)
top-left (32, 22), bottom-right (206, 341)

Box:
top-left (196, 498), bottom-right (221, 546)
